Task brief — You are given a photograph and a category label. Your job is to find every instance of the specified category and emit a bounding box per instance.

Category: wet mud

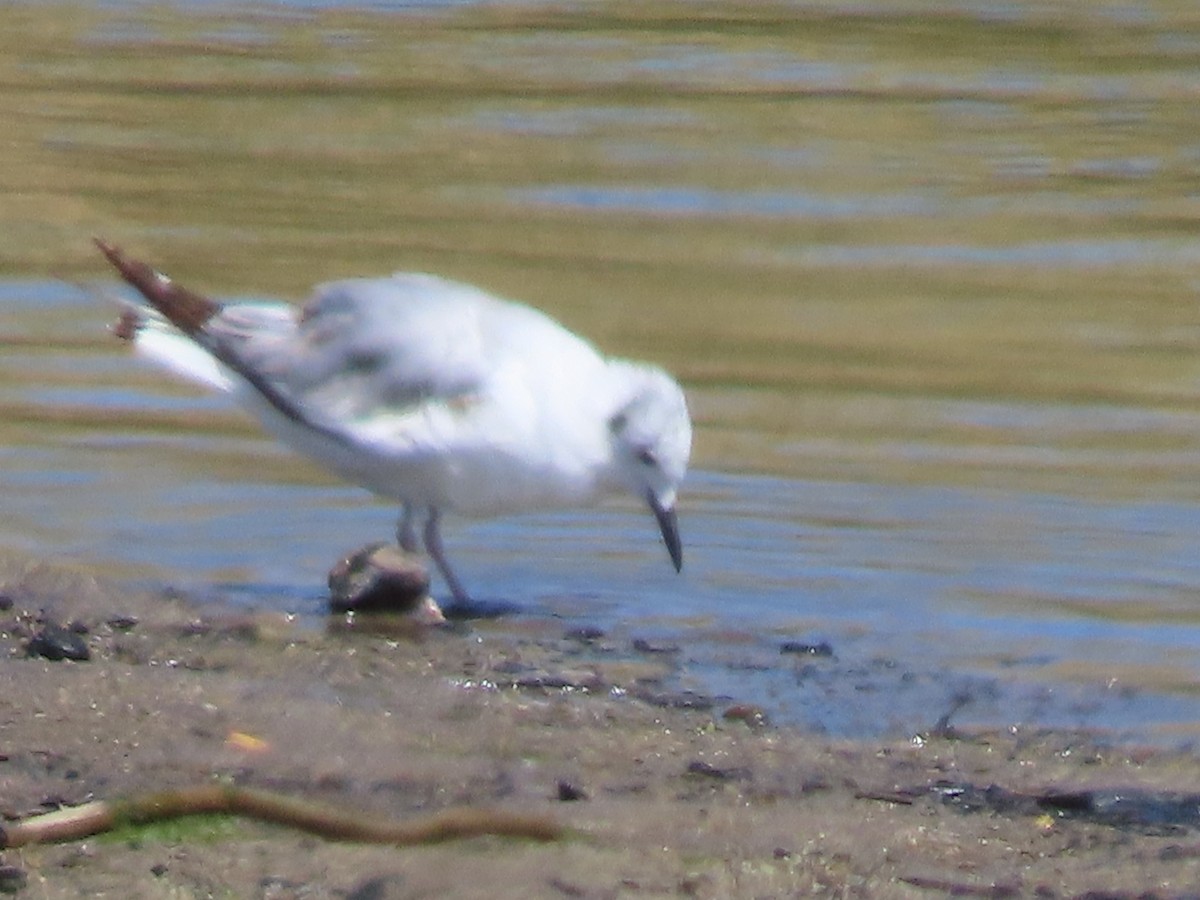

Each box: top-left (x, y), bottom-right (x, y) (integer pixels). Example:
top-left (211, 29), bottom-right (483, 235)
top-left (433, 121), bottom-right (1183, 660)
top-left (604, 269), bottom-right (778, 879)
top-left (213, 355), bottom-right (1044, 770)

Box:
top-left (3, 550), bottom-right (1200, 898)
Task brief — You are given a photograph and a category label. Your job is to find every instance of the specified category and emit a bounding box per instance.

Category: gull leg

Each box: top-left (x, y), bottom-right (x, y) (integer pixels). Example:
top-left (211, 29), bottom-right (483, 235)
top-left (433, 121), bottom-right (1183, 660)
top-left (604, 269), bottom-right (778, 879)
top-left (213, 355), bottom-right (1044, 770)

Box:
top-left (396, 505), bottom-right (419, 553)
top-left (423, 508), bottom-right (472, 605)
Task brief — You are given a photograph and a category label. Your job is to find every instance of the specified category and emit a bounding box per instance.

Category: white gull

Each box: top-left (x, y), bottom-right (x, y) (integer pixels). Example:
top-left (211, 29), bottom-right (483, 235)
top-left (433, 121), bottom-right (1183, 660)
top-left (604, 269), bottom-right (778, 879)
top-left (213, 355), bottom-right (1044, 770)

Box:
top-left (95, 239), bottom-right (692, 607)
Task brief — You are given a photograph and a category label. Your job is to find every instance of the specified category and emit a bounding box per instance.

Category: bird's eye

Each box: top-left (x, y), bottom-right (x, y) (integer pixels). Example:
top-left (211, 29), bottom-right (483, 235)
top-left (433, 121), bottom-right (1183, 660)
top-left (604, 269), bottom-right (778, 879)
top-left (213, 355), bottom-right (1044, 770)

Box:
top-left (636, 447), bottom-right (658, 467)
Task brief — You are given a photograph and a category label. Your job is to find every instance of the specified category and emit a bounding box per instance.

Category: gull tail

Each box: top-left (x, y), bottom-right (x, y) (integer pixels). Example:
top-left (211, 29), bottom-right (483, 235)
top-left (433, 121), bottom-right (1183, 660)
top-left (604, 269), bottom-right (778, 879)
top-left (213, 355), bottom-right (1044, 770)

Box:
top-left (113, 303), bottom-right (233, 393)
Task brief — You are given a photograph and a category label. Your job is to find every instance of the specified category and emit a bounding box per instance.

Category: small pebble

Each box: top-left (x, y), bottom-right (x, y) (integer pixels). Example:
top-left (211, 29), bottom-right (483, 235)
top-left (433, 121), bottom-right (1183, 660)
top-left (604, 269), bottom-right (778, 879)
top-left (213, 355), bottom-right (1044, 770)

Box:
top-left (0, 866), bottom-right (27, 895)
top-left (722, 704), bottom-right (770, 727)
top-left (631, 637), bottom-right (680, 654)
top-left (27, 624), bottom-right (91, 662)
top-left (630, 687), bottom-right (715, 711)
top-left (780, 640), bottom-right (834, 657)
top-left (548, 878), bottom-right (587, 898)
top-left (106, 614), bottom-right (140, 631)
top-left (685, 760), bottom-right (749, 781)
top-left (55, 846), bottom-right (96, 868)
top-left (556, 780), bottom-right (588, 802)
top-left (564, 626), bottom-right (605, 643)
top-left (345, 874), bottom-right (406, 900)
top-left (260, 876), bottom-right (307, 899)
top-left (514, 671), bottom-right (596, 691)
top-left (180, 619), bottom-right (213, 637)
top-left (0, 594), bottom-right (13, 612)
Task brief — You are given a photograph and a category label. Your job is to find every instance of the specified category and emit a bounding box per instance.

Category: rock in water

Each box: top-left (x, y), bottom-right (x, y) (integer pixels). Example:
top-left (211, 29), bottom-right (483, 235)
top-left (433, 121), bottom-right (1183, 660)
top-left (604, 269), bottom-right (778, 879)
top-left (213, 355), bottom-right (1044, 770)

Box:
top-left (328, 543), bottom-right (443, 622)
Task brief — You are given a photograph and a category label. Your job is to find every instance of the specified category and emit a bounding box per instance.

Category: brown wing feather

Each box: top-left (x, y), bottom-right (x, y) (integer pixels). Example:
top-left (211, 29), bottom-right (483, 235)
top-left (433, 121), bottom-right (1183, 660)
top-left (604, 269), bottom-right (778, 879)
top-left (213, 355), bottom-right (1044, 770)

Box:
top-left (94, 238), bottom-right (221, 336)
top-left (95, 237), bottom-right (352, 447)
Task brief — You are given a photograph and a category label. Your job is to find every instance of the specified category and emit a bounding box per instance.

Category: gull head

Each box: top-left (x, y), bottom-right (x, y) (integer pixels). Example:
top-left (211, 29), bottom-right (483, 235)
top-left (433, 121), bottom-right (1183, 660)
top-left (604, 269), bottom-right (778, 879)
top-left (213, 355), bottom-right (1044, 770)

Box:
top-left (606, 362), bottom-right (692, 572)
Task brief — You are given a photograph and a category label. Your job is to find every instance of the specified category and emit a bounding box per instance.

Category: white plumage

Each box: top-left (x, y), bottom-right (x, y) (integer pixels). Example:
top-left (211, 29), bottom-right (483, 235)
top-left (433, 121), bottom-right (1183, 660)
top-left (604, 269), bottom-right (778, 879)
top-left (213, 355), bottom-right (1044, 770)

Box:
top-left (103, 244), bottom-right (691, 607)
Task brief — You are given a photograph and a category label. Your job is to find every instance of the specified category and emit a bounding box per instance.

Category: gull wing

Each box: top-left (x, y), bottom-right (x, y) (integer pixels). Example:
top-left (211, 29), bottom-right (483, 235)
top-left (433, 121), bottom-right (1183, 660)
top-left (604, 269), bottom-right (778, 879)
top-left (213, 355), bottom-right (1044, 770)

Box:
top-left (270, 274), bottom-right (495, 425)
top-left (97, 239), bottom-right (355, 444)
top-left (97, 240), bottom-right (495, 449)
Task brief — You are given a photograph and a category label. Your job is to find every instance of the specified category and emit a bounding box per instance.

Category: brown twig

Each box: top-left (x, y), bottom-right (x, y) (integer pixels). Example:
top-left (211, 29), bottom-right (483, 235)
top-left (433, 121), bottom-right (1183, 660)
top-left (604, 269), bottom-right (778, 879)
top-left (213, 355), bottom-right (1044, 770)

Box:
top-left (899, 874), bottom-right (1020, 897)
top-left (854, 789), bottom-right (916, 806)
top-left (0, 784), bottom-right (564, 848)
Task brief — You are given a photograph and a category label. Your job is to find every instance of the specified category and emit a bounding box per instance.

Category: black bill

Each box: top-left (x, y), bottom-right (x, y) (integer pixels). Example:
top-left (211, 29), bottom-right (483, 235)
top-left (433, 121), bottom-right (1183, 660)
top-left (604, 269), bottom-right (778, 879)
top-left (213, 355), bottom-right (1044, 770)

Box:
top-left (648, 492), bottom-right (683, 573)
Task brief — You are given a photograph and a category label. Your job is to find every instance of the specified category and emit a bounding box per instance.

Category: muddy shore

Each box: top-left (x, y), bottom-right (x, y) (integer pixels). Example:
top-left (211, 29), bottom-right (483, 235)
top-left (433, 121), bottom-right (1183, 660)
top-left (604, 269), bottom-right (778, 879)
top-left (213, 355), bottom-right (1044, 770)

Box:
top-left (3, 549), bottom-right (1200, 899)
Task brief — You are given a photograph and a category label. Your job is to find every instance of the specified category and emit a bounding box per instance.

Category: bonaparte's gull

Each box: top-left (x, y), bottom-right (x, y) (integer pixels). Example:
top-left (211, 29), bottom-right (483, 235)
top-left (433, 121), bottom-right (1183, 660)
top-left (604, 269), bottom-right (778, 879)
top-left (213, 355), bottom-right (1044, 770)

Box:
top-left (95, 239), bottom-right (692, 606)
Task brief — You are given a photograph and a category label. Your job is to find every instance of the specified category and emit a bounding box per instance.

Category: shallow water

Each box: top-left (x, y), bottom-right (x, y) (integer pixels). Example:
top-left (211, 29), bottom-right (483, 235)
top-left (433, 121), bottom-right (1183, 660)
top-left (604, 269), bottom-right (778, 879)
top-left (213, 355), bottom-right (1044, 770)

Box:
top-left (4, 0), bottom-right (1200, 743)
